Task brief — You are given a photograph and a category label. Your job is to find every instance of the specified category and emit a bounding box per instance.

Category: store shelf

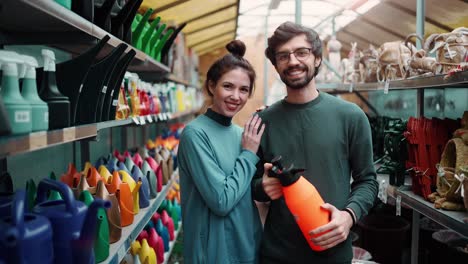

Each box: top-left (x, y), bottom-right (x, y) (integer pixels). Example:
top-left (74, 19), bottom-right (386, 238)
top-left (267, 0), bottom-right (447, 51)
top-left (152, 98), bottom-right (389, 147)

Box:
top-left (0, 0), bottom-right (170, 74)
top-left (0, 124), bottom-right (97, 158)
top-left (396, 187), bottom-right (468, 237)
top-left (166, 74), bottom-right (194, 87)
top-left (0, 109), bottom-right (198, 158)
top-left (102, 171), bottom-right (178, 264)
top-left (163, 223), bottom-right (182, 264)
top-left (317, 70), bottom-right (468, 93)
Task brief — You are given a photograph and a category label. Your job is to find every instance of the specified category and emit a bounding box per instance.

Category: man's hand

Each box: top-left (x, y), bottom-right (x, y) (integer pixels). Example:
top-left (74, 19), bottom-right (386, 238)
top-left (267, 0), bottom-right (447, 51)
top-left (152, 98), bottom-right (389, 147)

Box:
top-left (262, 163), bottom-right (283, 200)
top-left (308, 203), bottom-right (354, 250)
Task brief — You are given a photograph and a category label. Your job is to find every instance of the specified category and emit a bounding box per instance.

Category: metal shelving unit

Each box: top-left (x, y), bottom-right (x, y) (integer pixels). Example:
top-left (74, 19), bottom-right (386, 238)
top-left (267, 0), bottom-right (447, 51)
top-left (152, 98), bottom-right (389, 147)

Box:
top-left (163, 223), bottom-right (182, 264)
top-left (396, 187), bottom-right (468, 237)
top-left (102, 172), bottom-right (178, 264)
top-left (0, 0), bottom-right (170, 75)
top-left (317, 71), bottom-right (468, 93)
top-left (0, 109), bottom-right (199, 158)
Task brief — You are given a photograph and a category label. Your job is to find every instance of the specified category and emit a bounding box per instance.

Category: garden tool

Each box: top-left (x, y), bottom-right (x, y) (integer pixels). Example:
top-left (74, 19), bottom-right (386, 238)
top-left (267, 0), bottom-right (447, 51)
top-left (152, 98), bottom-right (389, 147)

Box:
top-left (77, 43), bottom-right (127, 125)
top-left (79, 190), bottom-right (109, 263)
top-left (20, 55), bottom-right (48, 131)
top-left (161, 23), bottom-right (187, 65)
top-left (72, 0), bottom-right (94, 22)
top-left (0, 50), bottom-right (32, 134)
top-left (95, 180), bottom-right (122, 243)
top-left (133, 153), bottom-right (144, 169)
top-left (86, 166), bottom-right (104, 187)
top-left (94, 0), bottom-right (117, 32)
top-left (25, 179), bottom-right (36, 212)
top-left (131, 165), bottom-right (150, 209)
top-left (55, 35), bottom-right (109, 125)
top-left (139, 239), bottom-right (156, 264)
top-left (48, 172), bottom-right (62, 201)
top-left (140, 16), bottom-right (161, 52)
top-left (103, 50), bottom-right (136, 121)
top-left (55, 0), bottom-right (71, 9)
top-left (0, 172), bottom-right (13, 216)
top-left (60, 163), bottom-right (81, 188)
top-left (268, 156), bottom-right (330, 251)
top-left (98, 165), bottom-right (112, 183)
top-left (111, 0), bottom-right (143, 39)
top-left (32, 178), bottom-right (110, 264)
top-left (120, 170), bottom-right (142, 214)
top-left (116, 182), bottom-right (135, 226)
top-left (142, 160), bottom-right (158, 198)
top-left (38, 49), bottom-right (70, 129)
top-left (131, 9), bottom-right (154, 48)
top-left (0, 190), bottom-right (53, 264)
top-left (122, 0), bottom-right (144, 43)
top-left (152, 28), bottom-right (175, 61)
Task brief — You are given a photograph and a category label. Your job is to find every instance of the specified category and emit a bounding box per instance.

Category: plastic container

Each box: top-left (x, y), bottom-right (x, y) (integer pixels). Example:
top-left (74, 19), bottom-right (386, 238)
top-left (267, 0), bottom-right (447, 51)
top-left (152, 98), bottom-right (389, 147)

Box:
top-left (357, 214), bottom-right (410, 264)
top-left (432, 230), bottom-right (468, 263)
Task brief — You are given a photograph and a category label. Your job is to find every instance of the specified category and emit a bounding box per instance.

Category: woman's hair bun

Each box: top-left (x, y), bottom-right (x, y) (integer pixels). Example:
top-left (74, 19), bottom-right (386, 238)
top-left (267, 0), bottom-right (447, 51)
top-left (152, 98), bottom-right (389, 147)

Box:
top-left (226, 40), bottom-right (246, 57)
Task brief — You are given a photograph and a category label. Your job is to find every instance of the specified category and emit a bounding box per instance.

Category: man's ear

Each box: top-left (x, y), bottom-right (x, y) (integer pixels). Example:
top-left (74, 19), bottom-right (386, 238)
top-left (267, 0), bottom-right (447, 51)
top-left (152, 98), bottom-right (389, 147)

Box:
top-left (315, 57), bottom-right (322, 67)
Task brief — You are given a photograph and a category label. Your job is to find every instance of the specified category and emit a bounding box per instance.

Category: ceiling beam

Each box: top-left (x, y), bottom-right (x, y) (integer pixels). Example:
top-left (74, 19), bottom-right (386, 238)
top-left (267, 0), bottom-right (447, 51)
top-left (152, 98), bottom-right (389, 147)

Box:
top-left (181, 3), bottom-right (237, 24)
top-left (384, 1), bottom-right (454, 32)
top-left (197, 43), bottom-right (229, 56)
top-left (359, 17), bottom-right (407, 40)
top-left (186, 17), bottom-right (236, 35)
top-left (195, 39), bottom-right (231, 54)
top-left (189, 30), bottom-right (235, 48)
top-left (153, 0), bottom-right (189, 13)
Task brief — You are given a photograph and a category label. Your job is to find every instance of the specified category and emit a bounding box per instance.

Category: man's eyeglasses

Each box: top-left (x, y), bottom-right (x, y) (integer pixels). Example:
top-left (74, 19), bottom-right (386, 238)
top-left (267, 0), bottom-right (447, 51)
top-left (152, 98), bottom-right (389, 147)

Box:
top-left (275, 48), bottom-right (312, 64)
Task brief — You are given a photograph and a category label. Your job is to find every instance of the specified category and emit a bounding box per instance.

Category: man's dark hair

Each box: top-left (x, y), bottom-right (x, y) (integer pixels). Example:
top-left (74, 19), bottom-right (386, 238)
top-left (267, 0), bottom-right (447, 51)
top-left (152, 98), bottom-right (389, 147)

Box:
top-left (265, 21), bottom-right (323, 76)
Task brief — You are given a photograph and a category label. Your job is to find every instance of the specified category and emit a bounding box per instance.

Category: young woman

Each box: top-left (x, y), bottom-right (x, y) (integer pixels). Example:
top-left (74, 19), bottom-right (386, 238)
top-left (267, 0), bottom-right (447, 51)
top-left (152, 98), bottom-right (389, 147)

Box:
top-left (177, 40), bottom-right (265, 264)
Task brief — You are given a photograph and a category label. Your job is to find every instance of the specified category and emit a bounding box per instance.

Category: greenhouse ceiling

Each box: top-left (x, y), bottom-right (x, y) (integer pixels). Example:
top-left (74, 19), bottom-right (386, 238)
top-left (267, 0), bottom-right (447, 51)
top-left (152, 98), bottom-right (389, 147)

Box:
top-left (141, 0), bottom-right (467, 56)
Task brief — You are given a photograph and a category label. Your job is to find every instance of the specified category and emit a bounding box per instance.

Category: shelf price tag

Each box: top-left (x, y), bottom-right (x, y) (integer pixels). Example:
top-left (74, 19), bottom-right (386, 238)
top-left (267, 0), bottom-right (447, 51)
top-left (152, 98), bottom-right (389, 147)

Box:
top-left (378, 179), bottom-right (388, 204)
top-left (147, 115), bottom-right (153, 123)
top-left (62, 127), bottom-right (76, 142)
top-left (349, 82), bottom-right (354, 93)
top-left (158, 113), bottom-right (163, 121)
top-left (29, 131), bottom-right (47, 150)
top-left (384, 80), bottom-right (390, 94)
top-left (132, 117), bottom-right (140, 125)
top-left (139, 116), bottom-right (146, 125)
top-left (396, 195), bottom-right (402, 216)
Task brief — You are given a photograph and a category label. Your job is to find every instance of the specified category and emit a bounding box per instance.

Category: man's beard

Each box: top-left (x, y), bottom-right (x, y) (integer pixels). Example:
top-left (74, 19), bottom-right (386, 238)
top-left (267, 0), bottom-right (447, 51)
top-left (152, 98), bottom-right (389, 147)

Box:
top-left (280, 65), bottom-right (316, 90)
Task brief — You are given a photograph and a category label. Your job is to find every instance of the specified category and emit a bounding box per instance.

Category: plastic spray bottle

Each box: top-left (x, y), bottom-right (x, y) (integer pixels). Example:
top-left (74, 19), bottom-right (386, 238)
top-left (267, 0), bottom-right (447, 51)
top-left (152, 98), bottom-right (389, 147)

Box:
top-left (0, 50), bottom-right (32, 134)
top-left (268, 156), bottom-right (330, 251)
top-left (39, 49), bottom-right (70, 129)
top-left (20, 55), bottom-right (49, 131)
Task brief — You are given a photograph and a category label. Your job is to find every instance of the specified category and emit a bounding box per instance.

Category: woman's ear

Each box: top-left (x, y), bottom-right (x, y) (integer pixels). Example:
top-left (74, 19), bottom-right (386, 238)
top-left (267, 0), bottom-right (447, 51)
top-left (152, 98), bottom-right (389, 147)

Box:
top-left (208, 80), bottom-right (216, 95)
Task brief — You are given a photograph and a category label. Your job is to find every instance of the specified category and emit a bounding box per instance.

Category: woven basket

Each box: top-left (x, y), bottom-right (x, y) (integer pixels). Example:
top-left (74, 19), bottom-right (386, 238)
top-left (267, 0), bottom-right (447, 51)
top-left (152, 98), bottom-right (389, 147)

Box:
top-left (437, 138), bottom-right (468, 204)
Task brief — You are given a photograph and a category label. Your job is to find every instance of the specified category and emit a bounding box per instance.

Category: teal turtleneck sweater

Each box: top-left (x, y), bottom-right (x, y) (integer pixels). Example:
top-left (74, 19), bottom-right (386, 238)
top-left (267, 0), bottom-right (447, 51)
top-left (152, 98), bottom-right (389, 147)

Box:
top-left (178, 108), bottom-right (262, 264)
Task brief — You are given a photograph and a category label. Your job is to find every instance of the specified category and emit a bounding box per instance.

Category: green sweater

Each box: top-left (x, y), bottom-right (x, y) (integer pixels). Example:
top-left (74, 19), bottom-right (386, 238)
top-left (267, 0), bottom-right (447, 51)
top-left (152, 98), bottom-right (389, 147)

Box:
top-left (252, 92), bottom-right (378, 264)
top-left (178, 109), bottom-right (262, 264)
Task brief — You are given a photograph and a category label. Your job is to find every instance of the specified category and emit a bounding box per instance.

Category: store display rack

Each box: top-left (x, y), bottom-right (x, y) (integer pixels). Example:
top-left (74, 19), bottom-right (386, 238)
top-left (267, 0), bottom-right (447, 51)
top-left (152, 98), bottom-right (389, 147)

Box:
top-left (0, 0), bottom-right (170, 75)
top-left (0, 109), bottom-right (199, 158)
top-left (163, 222), bottom-right (182, 264)
top-left (317, 71), bottom-right (468, 93)
top-left (101, 172), bottom-right (178, 264)
top-left (396, 187), bottom-right (468, 237)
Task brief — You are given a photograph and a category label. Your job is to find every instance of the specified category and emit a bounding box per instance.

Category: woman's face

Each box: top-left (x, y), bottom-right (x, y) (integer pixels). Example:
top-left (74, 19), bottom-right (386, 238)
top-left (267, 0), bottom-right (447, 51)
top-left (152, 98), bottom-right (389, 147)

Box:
top-left (209, 68), bottom-right (251, 117)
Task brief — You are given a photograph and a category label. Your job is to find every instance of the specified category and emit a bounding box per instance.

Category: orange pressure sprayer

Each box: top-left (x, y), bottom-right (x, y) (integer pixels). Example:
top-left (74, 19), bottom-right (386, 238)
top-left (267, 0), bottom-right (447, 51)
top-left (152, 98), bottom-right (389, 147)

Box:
top-left (269, 156), bottom-right (330, 251)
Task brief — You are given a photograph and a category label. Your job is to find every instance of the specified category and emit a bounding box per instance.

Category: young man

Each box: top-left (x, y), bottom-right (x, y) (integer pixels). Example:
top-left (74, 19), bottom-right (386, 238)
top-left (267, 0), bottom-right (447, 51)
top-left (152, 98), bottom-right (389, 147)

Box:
top-left (252, 21), bottom-right (378, 263)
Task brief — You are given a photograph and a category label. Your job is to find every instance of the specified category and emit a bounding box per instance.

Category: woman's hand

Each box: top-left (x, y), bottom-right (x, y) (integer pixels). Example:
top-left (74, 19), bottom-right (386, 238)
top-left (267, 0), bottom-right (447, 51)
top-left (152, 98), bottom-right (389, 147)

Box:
top-left (242, 114), bottom-right (265, 153)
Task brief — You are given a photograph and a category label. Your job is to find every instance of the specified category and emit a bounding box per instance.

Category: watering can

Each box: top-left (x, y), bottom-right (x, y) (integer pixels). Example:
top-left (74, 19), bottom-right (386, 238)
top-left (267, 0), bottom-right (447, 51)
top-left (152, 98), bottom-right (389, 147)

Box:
top-left (79, 190), bottom-right (109, 263)
top-left (120, 170), bottom-right (142, 214)
top-left (0, 190), bottom-right (53, 264)
top-left (95, 180), bottom-right (122, 243)
top-left (0, 172), bottom-right (14, 217)
top-left (130, 165), bottom-right (150, 209)
top-left (32, 178), bottom-right (110, 264)
top-left (141, 160), bottom-right (158, 198)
